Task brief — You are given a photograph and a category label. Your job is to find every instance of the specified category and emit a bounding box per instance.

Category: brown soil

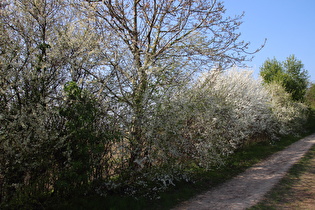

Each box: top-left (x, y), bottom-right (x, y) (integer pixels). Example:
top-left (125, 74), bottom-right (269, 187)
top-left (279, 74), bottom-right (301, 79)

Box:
top-left (173, 133), bottom-right (315, 210)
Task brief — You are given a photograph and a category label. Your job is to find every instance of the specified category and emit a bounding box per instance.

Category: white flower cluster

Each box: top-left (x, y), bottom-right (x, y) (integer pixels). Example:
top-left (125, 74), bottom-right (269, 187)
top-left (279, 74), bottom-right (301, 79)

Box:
top-left (149, 68), bottom-right (308, 170)
top-left (266, 82), bottom-right (308, 135)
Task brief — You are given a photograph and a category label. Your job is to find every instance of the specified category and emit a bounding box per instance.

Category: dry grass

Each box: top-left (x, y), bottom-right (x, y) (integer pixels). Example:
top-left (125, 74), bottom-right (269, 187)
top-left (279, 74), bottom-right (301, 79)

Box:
top-left (250, 145), bottom-right (315, 210)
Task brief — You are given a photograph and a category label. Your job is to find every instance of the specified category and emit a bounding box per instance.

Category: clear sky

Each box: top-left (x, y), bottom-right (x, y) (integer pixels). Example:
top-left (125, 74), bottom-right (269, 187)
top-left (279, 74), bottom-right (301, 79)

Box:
top-left (223, 0), bottom-right (315, 82)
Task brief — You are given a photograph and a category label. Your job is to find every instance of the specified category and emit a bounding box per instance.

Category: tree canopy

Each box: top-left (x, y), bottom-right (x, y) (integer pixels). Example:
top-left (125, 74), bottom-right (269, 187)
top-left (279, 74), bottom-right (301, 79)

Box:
top-left (260, 55), bottom-right (309, 102)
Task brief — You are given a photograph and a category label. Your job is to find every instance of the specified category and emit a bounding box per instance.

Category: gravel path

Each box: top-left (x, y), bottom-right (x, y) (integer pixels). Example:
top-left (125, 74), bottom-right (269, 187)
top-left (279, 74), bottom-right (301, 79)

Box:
top-left (173, 133), bottom-right (315, 210)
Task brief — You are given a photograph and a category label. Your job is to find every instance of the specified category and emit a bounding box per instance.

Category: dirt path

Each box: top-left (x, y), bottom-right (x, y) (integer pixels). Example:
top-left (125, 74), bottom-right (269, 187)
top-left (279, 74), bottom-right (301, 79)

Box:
top-left (173, 133), bottom-right (315, 210)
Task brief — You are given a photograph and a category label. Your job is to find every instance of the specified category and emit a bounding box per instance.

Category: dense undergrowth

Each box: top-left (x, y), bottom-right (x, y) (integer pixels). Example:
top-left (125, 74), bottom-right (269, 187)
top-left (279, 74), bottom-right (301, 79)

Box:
top-left (39, 110), bottom-right (315, 210)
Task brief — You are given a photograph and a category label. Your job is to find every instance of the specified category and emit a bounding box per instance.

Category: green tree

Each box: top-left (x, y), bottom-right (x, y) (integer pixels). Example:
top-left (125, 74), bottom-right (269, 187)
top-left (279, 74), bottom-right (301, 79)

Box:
top-left (259, 58), bottom-right (283, 83)
top-left (306, 83), bottom-right (315, 108)
top-left (260, 55), bottom-right (309, 101)
top-left (283, 55), bottom-right (309, 101)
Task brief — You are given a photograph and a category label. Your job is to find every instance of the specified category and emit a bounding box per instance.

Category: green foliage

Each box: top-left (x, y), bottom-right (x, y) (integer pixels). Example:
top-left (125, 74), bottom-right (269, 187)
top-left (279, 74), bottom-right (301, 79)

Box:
top-left (260, 58), bottom-right (283, 83)
top-left (56, 81), bottom-right (112, 197)
top-left (57, 81), bottom-right (95, 195)
top-left (260, 55), bottom-right (309, 102)
top-left (306, 83), bottom-right (315, 108)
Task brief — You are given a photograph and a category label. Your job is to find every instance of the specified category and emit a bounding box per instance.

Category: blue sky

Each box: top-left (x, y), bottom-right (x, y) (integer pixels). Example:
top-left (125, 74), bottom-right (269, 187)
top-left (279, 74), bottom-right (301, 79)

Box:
top-left (223, 0), bottom-right (315, 82)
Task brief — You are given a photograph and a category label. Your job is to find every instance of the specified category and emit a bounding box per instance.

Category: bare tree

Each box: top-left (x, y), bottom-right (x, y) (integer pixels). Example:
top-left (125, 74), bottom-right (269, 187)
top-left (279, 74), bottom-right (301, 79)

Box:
top-left (73, 0), bottom-right (263, 170)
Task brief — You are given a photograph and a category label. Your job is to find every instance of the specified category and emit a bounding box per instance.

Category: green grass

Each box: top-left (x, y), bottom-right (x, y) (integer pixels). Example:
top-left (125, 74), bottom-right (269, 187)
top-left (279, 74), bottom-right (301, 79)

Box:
top-left (46, 110), bottom-right (315, 209)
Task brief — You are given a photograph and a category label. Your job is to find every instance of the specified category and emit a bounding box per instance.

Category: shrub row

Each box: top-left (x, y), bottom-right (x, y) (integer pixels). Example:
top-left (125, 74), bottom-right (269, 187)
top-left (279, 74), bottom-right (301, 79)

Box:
top-left (0, 69), bottom-right (309, 208)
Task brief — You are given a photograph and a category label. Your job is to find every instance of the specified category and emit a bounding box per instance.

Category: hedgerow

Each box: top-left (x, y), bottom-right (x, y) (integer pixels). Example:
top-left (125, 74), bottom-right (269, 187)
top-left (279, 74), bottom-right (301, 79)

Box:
top-left (0, 0), bottom-right (309, 207)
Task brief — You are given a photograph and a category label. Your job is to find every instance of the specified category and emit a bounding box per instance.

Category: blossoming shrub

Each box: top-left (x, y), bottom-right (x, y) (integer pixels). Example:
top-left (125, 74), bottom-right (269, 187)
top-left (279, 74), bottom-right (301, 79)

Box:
top-left (148, 68), bottom-right (309, 173)
top-left (148, 88), bottom-right (234, 170)
top-left (0, 104), bottom-right (65, 207)
top-left (266, 82), bottom-right (309, 136)
top-left (0, 82), bottom-right (117, 207)
top-left (202, 69), bottom-right (279, 143)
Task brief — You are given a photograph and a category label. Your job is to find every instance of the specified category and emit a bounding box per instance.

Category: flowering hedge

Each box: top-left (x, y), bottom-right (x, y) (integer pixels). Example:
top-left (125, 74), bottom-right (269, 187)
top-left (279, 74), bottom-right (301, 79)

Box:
top-left (266, 82), bottom-right (308, 135)
top-left (154, 70), bottom-right (266, 168)
top-left (0, 69), bottom-right (309, 206)
top-left (141, 68), bottom-right (309, 183)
